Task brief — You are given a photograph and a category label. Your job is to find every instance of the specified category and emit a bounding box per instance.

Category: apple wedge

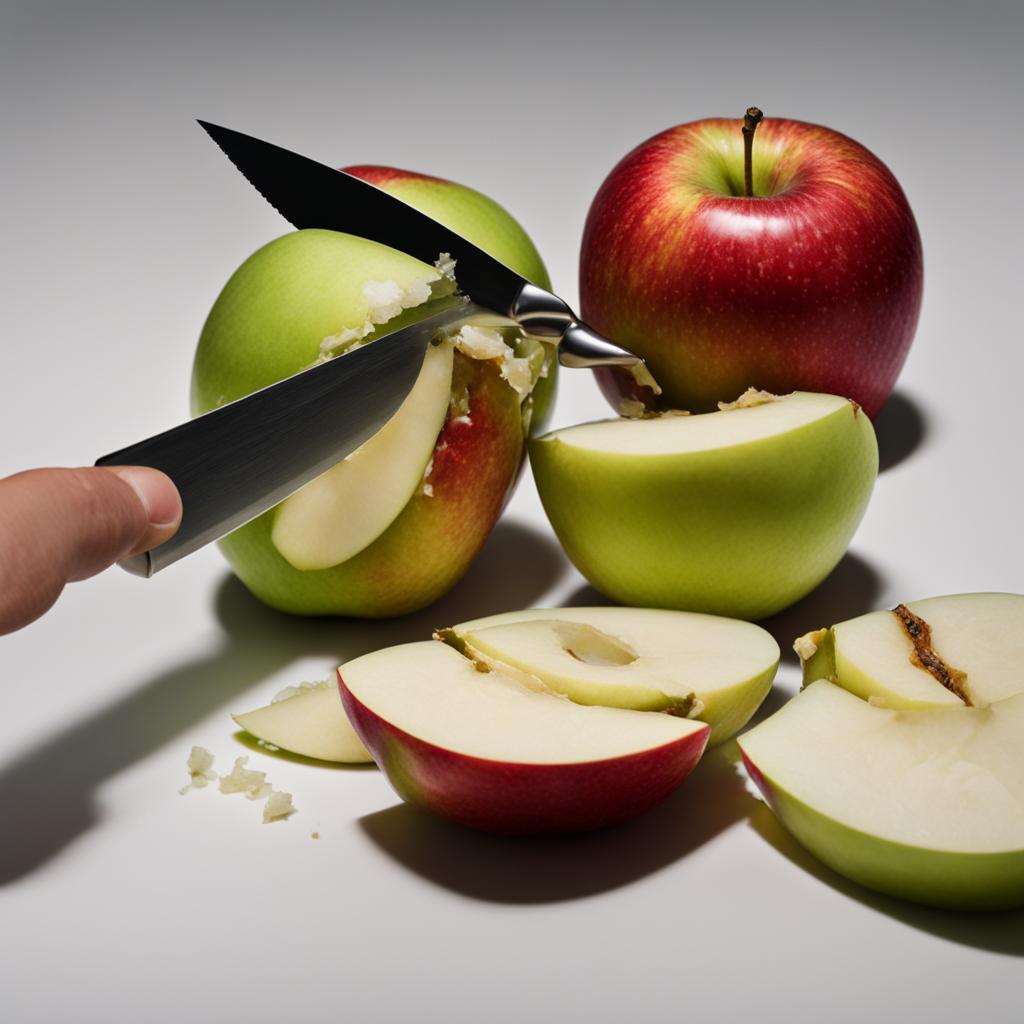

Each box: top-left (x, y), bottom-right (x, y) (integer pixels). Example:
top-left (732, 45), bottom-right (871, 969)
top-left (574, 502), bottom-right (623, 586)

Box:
top-left (796, 592), bottom-right (1024, 709)
top-left (529, 391), bottom-right (877, 619)
top-left (338, 640), bottom-right (709, 834)
top-left (233, 682), bottom-right (372, 764)
top-left (271, 339), bottom-right (454, 570)
top-left (442, 606), bottom-right (779, 745)
top-left (739, 680), bottom-right (1024, 911)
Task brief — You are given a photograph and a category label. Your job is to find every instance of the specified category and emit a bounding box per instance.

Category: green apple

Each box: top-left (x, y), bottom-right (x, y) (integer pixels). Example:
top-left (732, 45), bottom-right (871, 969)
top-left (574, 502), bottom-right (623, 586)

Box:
top-left (192, 168), bottom-right (554, 617)
top-left (443, 605), bottom-right (779, 745)
top-left (529, 390), bottom-right (878, 620)
top-left (339, 639), bottom-right (709, 834)
top-left (739, 680), bottom-right (1024, 911)
top-left (795, 592), bottom-right (1024, 709)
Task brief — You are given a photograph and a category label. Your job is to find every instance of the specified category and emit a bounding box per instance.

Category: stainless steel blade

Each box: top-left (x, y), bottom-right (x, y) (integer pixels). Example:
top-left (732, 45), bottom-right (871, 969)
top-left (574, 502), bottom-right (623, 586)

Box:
top-left (197, 121), bottom-right (643, 370)
top-left (97, 300), bottom-right (479, 576)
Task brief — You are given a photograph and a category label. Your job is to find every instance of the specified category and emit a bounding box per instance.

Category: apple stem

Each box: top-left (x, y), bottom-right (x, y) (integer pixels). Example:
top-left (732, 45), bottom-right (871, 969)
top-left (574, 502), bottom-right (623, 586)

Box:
top-left (742, 107), bottom-right (764, 198)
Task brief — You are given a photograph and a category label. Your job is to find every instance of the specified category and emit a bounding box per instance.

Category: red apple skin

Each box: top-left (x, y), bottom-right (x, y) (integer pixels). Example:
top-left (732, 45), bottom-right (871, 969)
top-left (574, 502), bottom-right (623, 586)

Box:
top-left (339, 670), bottom-right (710, 835)
top-left (581, 118), bottom-right (923, 419)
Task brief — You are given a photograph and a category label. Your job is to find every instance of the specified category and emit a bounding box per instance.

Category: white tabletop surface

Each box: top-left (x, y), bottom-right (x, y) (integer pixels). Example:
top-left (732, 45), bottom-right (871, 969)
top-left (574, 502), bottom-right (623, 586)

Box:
top-left (2, 1), bottom-right (1022, 1021)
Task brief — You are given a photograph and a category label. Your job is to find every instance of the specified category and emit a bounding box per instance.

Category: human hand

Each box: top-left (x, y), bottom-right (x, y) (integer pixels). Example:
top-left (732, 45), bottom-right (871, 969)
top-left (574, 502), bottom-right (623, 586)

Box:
top-left (0, 467), bottom-right (181, 635)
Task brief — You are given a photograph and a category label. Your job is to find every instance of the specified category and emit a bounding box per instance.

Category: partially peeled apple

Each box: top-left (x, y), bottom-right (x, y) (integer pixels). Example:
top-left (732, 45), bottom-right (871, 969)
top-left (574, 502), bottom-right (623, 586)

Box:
top-left (740, 593), bottom-right (1024, 910)
top-left (192, 169), bottom-right (554, 617)
top-left (529, 390), bottom-right (878, 619)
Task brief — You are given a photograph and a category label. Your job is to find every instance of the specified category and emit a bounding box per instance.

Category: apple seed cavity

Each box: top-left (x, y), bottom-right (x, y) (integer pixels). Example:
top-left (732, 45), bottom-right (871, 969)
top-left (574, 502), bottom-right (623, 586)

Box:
top-left (891, 604), bottom-right (972, 705)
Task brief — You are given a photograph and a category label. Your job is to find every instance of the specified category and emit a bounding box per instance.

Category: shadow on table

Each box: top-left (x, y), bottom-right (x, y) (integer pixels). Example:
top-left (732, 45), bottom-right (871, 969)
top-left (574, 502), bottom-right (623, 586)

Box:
top-left (359, 743), bottom-right (751, 904)
top-left (0, 520), bottom-right (567, 886)
top-left (874, 389), bottom-right (930, 473)
top-left (748, 803), bottom-right (1024, 957)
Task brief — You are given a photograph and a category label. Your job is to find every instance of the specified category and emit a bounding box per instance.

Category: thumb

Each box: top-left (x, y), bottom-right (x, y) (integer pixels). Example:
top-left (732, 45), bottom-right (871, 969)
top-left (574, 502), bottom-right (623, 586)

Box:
top-left (0, 466), bottom-right (181, 634)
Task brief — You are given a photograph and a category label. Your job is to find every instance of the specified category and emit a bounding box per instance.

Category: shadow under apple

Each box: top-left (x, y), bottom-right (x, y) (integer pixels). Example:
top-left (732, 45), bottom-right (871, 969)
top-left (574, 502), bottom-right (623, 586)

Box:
top-left (0, 519), bottom-right (567, 886)
top-left (874, 389), bottom-right (930, 473)
top-left (747, 802), bottom-right (1024, 958)
top-left (358, 742), bottom-right (754, 904)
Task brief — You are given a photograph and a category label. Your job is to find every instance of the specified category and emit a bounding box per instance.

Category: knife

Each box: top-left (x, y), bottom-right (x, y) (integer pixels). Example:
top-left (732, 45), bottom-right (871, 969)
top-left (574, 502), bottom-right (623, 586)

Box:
top-left (97, 123), bottom-right (646, 577)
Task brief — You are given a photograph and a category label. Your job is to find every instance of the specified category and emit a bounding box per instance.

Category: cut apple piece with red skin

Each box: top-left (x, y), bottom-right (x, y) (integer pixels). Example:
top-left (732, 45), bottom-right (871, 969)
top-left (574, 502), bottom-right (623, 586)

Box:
top-left (339, 641), bottom-right (709, 835)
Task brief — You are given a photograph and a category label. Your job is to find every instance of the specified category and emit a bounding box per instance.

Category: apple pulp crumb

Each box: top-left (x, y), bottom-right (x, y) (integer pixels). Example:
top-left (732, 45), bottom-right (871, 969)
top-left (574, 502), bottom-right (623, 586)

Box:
top-left (272, 679), bottom-right (328, 703)
top-left (219, 756), bottom-right (273, 800)
top-left (263, 790), bottom-right (296, 824)
top-left (793, 629), bottom-right (826, 662)
top-left (179, 746), bottom-right (218, 794)
top-left (718, 388), bottom-right (780, 411)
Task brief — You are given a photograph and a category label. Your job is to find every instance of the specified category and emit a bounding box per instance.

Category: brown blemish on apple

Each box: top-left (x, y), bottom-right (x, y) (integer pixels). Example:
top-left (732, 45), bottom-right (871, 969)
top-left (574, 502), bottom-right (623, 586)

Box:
top-left (891, 604), bottom-right (972, 705)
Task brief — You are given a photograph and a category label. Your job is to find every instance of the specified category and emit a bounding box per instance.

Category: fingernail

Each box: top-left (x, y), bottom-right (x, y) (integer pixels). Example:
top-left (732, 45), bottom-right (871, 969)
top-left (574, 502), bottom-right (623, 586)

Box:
top-left (110, 467), bottom-right (182, 528)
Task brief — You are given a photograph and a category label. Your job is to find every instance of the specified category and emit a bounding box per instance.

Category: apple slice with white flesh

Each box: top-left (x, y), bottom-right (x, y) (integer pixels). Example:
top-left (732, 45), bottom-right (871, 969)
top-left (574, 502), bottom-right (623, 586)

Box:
top-left (441, 606), bottom-right (779, 745)
top-left (339, 640), bottom-right (709, 835)
top-left (529, 390), bottom-right (877, 620)
top-left (232, 682), bottom-right (372, 763)
top-left (739, 680), bottom-right (1024, 911)
top-left (271, 339), bottom-right (455, 570)
top-left (795, 592), bottom-right (1024, 709)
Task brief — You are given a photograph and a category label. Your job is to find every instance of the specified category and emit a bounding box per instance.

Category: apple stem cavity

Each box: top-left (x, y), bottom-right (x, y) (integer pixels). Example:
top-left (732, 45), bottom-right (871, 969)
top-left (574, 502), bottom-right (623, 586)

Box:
top-left (742, 106), bottom-right (764, 198)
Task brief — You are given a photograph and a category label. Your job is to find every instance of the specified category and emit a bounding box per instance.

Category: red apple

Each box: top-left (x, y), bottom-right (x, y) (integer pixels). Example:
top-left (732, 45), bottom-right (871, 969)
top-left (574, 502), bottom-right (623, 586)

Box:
top-left (580, 112), bottom-right (923, 418)
top-left (338, 640), bottom-right (709, 835)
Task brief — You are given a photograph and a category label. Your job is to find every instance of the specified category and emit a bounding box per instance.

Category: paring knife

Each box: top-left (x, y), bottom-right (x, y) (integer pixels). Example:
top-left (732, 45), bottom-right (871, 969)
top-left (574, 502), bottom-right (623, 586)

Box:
top-left (97, 122), bottom-right (645, 578)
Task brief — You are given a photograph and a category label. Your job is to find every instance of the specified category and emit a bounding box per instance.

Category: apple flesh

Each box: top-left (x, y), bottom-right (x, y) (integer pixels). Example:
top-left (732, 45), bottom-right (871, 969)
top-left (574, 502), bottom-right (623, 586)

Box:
top-left (192, 220), bottom-right (551, 616)
top-left (339, 640), bottom-right (709, 835)
top-left (271, 338), bottom-right (454, 570)
top-left (444, 606), bottom-right (779, 745)
top-left (796, 592), bottom-right (1024, 709)
top-left (739, 680), bottom-right (1024, 911)
top-left (233, 682), bottom-right (372, 764)
top-left (529, 391), bottom-right (877, 619)
top-left (580, 116), bottom-right (923, 419)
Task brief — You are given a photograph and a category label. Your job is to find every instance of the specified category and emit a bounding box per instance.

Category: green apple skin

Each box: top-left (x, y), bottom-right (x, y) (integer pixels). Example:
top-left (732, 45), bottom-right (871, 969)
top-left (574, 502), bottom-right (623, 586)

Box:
top-left (741, 751), bottom-right (1024, 911)
top-left (213, 350), bottom-right (524, 617)
top-left (343, 165), bottom-right (557, 435)
top-left (193, 228), bottom-right (532, 617)
top-left (529, 397), bottom-right (877, 620)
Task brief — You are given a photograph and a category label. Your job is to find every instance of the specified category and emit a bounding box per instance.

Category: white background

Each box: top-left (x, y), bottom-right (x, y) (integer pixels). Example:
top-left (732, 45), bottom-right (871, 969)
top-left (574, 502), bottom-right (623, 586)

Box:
top-left (1, 1), bottom-right (1022, 1021)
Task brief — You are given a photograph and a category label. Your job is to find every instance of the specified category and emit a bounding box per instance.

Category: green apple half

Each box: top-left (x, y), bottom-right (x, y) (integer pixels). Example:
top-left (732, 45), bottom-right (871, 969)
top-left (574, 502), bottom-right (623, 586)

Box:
top-left (795, 592), bottom-right (1024, 709)
top-left (192, 223), bottom-right (554, 616)
top-left (529, 391), bottom-right (878, 619)
top-left (739, 681), bottom-right (1024, 911)
top-left (339, 639), bottom-right (709, 834)
top-left (442, 606), bottom-right (779, 745)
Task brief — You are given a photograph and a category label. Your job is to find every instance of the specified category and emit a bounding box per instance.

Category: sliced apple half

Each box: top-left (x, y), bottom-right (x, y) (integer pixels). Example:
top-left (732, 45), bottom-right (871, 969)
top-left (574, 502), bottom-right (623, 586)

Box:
top-left (796, 592), bottom-right (1024, 710)
top-left (233, 682), bottom-right (373, 764)
top-left (443, 606), bottom-right (779, 745)
top-left (529, 391), bottom-right (877, 619)
top-left (339, 640), bottom-right (709, 835)
top-left (739, 680), bottom-right (1024, 911)
top-left (271, 338), bottom-right (455, 570)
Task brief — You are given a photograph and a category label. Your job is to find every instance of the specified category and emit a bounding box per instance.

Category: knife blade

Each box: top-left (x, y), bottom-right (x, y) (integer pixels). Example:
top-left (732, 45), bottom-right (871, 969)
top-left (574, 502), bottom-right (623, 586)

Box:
top-left (198, 121), bottom-right (643, 370)
top-left (97, 299), bottom-right (479, 576)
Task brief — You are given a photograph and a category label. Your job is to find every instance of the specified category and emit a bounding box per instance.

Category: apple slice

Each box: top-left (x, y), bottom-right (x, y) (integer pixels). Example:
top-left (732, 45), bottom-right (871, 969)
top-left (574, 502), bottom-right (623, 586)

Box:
top-left (232, 682), bottom-right (372, 764)
top-left (339, 640), bottom-right (709, 834)
top-left (796, 592), bottom-right (1024, 710)
top-left (270, 339), bottom-right (454, 570)
top-left (443, 606), bottom-right (779, 745)
top-left (529, 391), bottom-right (877, 619)
top-left (739, 680), bottom-right (1024, 910)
